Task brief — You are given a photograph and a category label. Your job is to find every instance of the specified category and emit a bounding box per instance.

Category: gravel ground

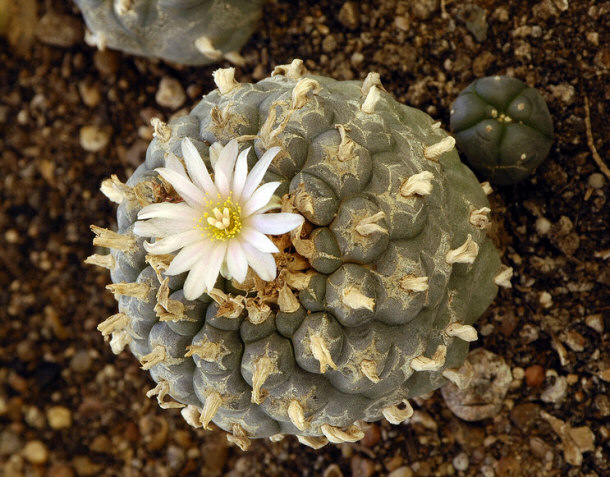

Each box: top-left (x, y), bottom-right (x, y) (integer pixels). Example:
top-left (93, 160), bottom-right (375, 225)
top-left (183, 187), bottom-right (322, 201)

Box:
top-left (0, 1), bottom-right (608, 476)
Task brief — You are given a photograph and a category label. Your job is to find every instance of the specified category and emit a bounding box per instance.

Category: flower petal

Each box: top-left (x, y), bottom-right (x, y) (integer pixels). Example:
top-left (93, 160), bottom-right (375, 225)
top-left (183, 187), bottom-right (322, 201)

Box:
top-left (213, 140), bottom-right (238, 197)
top-left (231, 147), bottom-right (250, 202)
top-left (242, 181), bottom-right (281, 217)
top-left (183, 259), bottom-right (208, 300)
top-left (204, 241), bottom-right (228, 291)
top-left (156, 167), bottom-right (205, 209)
top-left (226, 240), bottom-right (248, 283)
top-left (181, 138), bottom-right (218, 197)
top-left (137, 202), bottom-right (198, 221)
top-left (143, 229), bottom-right (201, 254)
top-left (165, 153), bottom-right (188, 178)
top-left (242, 242), bottom-right (277, 281)
top-left (134, 216), bottom-right (196, 238)
top-left (166, 241), bottom-right (210, 275)
top-left (240, 227), bottom-right (280, 253)
top-left (240, 146), bottom-right (281, 201)
top-left (248, 213), bottom-right (305, 235)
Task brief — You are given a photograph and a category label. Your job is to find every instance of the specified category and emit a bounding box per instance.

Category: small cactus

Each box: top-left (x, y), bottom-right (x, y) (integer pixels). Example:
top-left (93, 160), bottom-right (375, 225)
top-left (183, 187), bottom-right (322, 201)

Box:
top-left (74, 0), bottom-right (265, 65)
top-left (450, 76), bottom-right (554, 185)
top-left (89, 61), bottom-right (509, 449)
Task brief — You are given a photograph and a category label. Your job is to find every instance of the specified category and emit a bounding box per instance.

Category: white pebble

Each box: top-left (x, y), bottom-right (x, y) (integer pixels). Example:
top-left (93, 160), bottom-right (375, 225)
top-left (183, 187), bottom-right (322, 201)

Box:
top-left (156, 77), bottom-right (186, 110)
top-left (79, 125), bottom-right (110, 152)
top-left (453, 452), bottom-right (470, 471)
top-left (535, 217), bottom-right (552, 235)
top-left (588, 173), bottom-right (605, 189)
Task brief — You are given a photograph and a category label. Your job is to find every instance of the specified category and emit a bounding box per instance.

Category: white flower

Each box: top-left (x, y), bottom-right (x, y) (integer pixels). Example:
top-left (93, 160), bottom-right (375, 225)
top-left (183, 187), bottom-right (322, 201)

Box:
top-left (134, 138), bottom-right (304, 300)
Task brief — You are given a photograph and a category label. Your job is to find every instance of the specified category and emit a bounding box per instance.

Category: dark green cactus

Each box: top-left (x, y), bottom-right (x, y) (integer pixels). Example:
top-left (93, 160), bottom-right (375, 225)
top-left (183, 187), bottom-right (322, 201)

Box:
top-left (74, 0), bottom-right (265, 65)
top-left (88, 61), bottom-right (510, 450)
top-left (450, 76), bottom-right (554, 185)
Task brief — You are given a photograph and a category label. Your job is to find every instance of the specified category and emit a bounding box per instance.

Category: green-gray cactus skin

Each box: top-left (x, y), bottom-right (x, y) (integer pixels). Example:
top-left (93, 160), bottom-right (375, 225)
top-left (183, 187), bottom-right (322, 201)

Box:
top-left (90, 61), bottom-right (508, 449)
top-left (450, 76), bottom-right (554, 185)
top-left (74, 0), bottom-right (264, 65)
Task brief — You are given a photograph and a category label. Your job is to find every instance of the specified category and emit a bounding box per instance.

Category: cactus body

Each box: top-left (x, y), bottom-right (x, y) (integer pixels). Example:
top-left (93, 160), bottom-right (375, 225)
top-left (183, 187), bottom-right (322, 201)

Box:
top-left (90, 62), bottom-right (506, 449)
top-left (75, 0), bottom-right (264, 65)
top-left (450, 76), bottom-right (554, 185)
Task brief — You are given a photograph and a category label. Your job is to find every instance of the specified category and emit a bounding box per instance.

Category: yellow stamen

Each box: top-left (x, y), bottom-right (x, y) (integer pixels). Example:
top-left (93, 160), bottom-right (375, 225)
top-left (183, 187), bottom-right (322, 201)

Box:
top-left (196, 195), bottom-right (242, 241)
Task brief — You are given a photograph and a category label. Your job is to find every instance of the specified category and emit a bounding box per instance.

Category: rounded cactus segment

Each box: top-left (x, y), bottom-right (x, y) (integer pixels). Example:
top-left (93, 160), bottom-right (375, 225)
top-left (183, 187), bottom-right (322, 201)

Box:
top-left (74, 0), bottom-right (265, 65)
top-left (89, 61), bottom-right (503, 444)
top-left (450, 76), bottom-right (554, 185)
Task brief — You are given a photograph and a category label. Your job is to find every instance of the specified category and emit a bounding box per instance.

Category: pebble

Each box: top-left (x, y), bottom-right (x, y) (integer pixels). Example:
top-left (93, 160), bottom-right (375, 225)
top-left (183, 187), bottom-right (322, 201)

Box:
top-left (93, 49), bottom-right (119, 76)
top-left (540, 371), bottom-right (568, 403)
top-left (323, 464), bottom-right (343, 477)
top-left (47, 405), bottom-right (72, 429)
top-left (78, 82), bottom-right (102, 108)
top-left (89, 435), bottom-right (112, 454)
top-left (456, 4), bottom-right (488, 42)
top-left (79, 125), bottom-right (111, 152)
top-left (411, 0), bottom-right (439, 20)
top-left (69, 350), bottom-right (92, 373)
top-left (388, 467), bottom-right (414, 477)
top-left (156, 77), bottom-right (186, 110)
top-left (48, 464), bottom-right (76, 477)
top-left (25, 406), bottom-right (46, 428)
top-left (525, 365), bottom-right (545, 387)
top-left (167, 445), bottom-right (186, 473)
top-left (337, 2), bottom-right (360, 29)
top-left (594, 394), bottom-right (610, 417)
top-left (441, 348), bottom-right (512, 421)
top-left (139, 415), bottom-right (169, 451)
top-left (36, 12), bottom-right (82, 48)
top-left (72, 456), bottom-right (102, 476)
top-left (360, 423), bottom-right (380, 447)
top-left (23, 440), bottom-right (48, 464)
top-left (200, 437), bottom-right (229, 473)
top-left (453, 452), bottom-right (469, 471)
top-left (351, 455), bottom-right (375, 477)
top-left (588, 172), bottom-right (605, 189)
top-left (0, 430), bottom-right (24, 456)
top-left (535, 217), bottom-right (552, 235)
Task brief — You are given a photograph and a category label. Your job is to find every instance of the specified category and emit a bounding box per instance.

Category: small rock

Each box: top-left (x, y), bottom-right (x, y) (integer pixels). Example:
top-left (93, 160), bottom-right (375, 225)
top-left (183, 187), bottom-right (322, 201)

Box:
top-left (594, 394), bottom-right (610, 417)
top-left (338, 2), bottom-right (360, 29)
top-left (93, 49), bottom-right (119, 75)
top-left (351, 455), bottom-right (375, 477)
top-left (323, 463), bottom-right (343, 477)
top-left (69, 350), bottom-right (92, 373)
top-left (541, 371), bottom-right (568, 403)
top-left (441, 348), bottom-right (512, 421)
top-left (47, 406), bottom-right (72, 429)
top-left (0, 430), bottom-right (24, 456)
top-left (388, 467), bottom-right (414, 477)
top-left (525, 365), bottom-right (545, 387)
top-left (139, 415), bottom-right (169, 452)
top-left (79, 125), bottom-right (111, 152)
top-left (72, 456), bottom-right (102, 477)
top-left (167, 445), bottom-right (186, 473)
top-left (36, 12), bottom-right (82, 48)
top-left (360, 423), bottom-right (380, 447)
top-left (548, 83), bottom-right (575, 104)
top-left (411, 0), bottom-right (439, 20)
top-left (89, 435), bottom-right (112, 454)
top-left (472, 51), bottom-right (495, 76)
top-left (48, 464), bottom-right (76, 477)
top-left (25, 406), bottom-right (47, 428)
top-left (78, 82), bottom-right (101, 108)
top-left (200, 436), bottom-right (229, 474)
top-left (156, 77), bottom-right (187, 110)
top-left (510, 403), bottom-right (544, 434)
top-left (453, 452), bottom-right (469, 471)
top-left (23, 440), bottom-right (48, 464)
top-left (457, 4), bottom-right (488, 42)
top-left (542, 412), bottom-right (595, 466)
top-left (588, 173), bottom-right (605, 189)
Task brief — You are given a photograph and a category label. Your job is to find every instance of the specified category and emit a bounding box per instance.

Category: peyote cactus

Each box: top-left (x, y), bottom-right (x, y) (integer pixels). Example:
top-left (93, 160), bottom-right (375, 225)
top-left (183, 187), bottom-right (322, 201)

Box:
top-left (74, 0), bottom-right (265, 65)
top-left (450, 76), bottom-right (554, 185)
top-left (88, 60), bottom-right (512, 449)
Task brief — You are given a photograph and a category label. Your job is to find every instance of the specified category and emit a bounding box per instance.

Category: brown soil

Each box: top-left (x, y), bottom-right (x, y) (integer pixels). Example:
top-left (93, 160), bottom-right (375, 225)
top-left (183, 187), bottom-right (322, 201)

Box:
top-left (0, 1), bottom-right (608, 476)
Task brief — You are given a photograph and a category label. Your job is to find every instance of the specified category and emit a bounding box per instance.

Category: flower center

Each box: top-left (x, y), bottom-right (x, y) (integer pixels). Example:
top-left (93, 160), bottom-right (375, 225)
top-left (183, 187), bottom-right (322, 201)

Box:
top-left (197, 196), bottom-right (242, 241)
